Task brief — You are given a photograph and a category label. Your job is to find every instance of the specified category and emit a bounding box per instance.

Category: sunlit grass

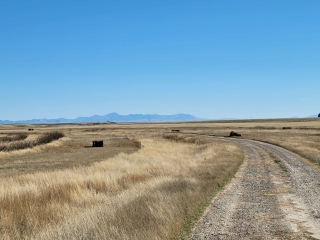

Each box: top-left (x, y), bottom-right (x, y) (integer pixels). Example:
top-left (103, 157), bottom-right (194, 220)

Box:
top-left (0, 136), bottom-right (243, 239)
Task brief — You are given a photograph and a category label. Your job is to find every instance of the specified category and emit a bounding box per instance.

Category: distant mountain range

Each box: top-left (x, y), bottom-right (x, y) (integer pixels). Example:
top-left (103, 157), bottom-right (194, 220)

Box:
top-left (0, 112), bottom-right (204, 124)
top-left (307, 114), bottom-right (319, 118)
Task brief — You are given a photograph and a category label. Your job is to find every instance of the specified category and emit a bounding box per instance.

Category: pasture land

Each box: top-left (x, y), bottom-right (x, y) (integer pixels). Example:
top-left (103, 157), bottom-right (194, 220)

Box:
top-left (0, 117), bottom-right (319, 239)
top-left (0, 123), bottom-right (242, 239)
top-left (169, 117), bottom-right (320, 167)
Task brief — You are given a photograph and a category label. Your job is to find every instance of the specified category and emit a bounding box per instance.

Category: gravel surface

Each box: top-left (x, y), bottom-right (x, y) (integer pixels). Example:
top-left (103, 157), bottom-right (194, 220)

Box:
top-left (190, 137), bottom-right (320, 240)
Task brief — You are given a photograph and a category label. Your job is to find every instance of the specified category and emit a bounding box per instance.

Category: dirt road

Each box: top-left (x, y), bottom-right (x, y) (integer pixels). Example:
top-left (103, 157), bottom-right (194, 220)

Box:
top-left (190, 137), bottom-right (320, 239)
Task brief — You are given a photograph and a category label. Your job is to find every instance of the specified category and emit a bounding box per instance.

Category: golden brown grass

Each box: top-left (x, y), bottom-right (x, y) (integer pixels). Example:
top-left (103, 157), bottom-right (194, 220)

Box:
top-left (181, 121), bottom-right (320, 166)
top-left (152, 118), bottom-right (320, 166)
top-left (1, 118), bottom-right (318, 239)
top-left (0, 134), bottom-right (243, 239)
top-left (0, 135), bottom-right (140, 178)
top-left (243, 131), bottom-right (320, 165)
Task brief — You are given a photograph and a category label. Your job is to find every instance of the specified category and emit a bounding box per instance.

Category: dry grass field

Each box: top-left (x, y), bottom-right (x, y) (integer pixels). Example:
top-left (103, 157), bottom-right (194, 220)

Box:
top-left (170, 118), bottom-right (320, 167)
top-left (0, 118), bottom-right (319, 239)
top-left (0, 123), bottom-right (243, 239)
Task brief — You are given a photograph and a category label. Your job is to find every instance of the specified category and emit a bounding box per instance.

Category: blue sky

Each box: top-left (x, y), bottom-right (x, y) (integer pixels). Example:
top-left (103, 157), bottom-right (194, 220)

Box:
top-left (1, 0), bottom-right (319, 120)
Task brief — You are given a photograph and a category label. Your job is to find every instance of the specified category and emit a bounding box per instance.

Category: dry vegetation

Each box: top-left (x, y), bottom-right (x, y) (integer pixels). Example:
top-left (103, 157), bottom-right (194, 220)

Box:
top-left (0, 118), bottom-right (318, 239)
top-left (0, 133), bottom-right (140, 178)
top-left (0, 131), bottom-right (64, 152)
top-left (0, 133), bottom-right (28, 142)
top-left (0, 126), bottom-right (243, 240)
top-left (171, 118), bottom-right (320, 166)
top-left (245, 131), bottom-right (320, 165)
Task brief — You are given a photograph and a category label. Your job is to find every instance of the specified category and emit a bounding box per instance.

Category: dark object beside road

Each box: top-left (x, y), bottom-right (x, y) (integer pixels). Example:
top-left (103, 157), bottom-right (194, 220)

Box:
top-left (282, 127), bottom-right (292, 130)
top-left (229, 131), bottom-right (241, 137)
top-left (318, 113), bottom-right (320, 117)
top-left (92, 141), bottom-right (103, 147)
top-left (28, 129), bottom-right (34, 131)
top-left (172, 130), bottom-right (180, 132)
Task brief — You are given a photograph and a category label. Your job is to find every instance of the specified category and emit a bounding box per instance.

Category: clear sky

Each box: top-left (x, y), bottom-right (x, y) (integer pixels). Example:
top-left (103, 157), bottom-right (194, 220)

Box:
top-left (1, 0), bottom-right (319, 120)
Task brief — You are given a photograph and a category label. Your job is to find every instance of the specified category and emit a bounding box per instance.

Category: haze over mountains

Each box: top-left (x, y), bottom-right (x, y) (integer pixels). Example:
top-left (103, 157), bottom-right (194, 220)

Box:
top-left (0, 113), bottom-right (203, 124)
top-left (1, 113), bottom-right (318, 124)
top-left (308, 114), bottom-right (320, 118)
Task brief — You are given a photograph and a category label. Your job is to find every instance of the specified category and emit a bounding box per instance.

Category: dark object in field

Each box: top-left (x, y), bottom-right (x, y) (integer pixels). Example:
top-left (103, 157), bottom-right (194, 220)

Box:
top-left (318, 113), bottom-right (320, 117)
top-left (92, 141), bottom-right (103, 147)
top-left (28, 129), bottom-right (34, 131)
top-left (282, 127), bottom-right (292, 130)
top-left (229, 131), bottom-right (241, 137)
top-left (172, 130), bottom-right (180, 132)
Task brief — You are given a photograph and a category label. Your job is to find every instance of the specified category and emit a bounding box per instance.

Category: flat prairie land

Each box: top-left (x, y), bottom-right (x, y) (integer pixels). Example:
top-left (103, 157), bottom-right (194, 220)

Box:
top-left (0, 122), bottom-right (243, 239)
top-left (166, 117), bottom-right (320, 167)
top-left (0, 118), bottom-right (319, 239)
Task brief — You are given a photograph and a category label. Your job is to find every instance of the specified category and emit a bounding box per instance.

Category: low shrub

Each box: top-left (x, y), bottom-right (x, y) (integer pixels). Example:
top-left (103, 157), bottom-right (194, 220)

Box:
top-left (130, 138), bottom-right (142, 148)
top-left (36, 131), bottom-right (64, 145)
top-left (0, 133), bottom-right (28, 142)
top-left (0, 132), bottom-right (64, 152)
top-left (111, 137), bottom-right (142, 148)
top-left (163, 133), bottom-right (211, 145)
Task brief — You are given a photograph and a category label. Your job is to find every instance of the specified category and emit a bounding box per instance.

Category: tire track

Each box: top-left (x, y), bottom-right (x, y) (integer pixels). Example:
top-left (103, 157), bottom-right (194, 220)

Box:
top-left (190, 137), bottom-right (320, 239)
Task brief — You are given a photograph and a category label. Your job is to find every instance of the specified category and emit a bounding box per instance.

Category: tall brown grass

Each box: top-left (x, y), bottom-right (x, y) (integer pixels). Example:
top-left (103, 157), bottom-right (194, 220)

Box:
top-left (163, 133), bottom-right (212, 145)
top-left (0, 133), bottom-right (28, 142)
top-left (248, 133), bottom-right (320, 165)
top-left (0, 131), bottom-right (64, 152)
top-left (0, 136), bottom-right (243, 239)
top-left (157, 119), bottom-right (320, 166)
top-left (109, 137), bottom-right (142, 148)
top-left (36, 131), bottom-right (64, 145)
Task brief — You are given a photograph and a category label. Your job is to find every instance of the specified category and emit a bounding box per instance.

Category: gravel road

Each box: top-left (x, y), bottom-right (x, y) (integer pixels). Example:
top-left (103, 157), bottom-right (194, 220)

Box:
top-left (190, 137), bottom-right (320, 239)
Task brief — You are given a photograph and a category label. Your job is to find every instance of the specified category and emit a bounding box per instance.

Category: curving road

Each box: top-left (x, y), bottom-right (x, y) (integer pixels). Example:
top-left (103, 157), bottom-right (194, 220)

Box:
top-left (190, 137), bottom-right (320, 240)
